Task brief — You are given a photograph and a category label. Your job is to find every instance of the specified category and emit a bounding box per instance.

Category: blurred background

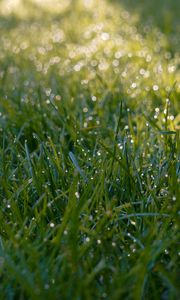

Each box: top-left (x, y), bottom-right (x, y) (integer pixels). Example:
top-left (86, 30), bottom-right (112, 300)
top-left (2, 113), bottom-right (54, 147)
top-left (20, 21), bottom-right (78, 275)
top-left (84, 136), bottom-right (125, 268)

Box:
top-left (0, 0), bottom-right (179, 115)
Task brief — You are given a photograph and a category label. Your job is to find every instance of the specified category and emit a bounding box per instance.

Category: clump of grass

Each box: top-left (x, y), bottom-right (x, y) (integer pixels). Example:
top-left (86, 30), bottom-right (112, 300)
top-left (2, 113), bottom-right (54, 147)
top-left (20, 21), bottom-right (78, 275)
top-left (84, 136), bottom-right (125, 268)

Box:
top-left (0, 0), bottom-right (179, 299)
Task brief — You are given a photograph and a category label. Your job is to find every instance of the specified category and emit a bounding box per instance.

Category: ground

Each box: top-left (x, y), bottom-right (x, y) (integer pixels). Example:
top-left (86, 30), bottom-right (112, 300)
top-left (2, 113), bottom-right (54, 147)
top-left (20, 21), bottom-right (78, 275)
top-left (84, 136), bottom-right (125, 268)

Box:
top-left (0, 0), bottom-right (179, 299)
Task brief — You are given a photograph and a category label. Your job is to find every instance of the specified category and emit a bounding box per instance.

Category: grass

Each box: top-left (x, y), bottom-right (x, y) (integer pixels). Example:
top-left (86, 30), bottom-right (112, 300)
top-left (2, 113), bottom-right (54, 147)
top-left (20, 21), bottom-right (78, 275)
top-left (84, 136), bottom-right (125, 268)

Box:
top-left (0, 0), bottom-right (179, 299)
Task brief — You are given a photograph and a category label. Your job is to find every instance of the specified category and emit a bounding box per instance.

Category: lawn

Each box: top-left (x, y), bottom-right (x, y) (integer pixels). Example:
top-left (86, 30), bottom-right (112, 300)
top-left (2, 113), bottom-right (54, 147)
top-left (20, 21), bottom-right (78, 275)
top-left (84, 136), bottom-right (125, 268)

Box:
top-left (0, 0), bottom-right (179, 299)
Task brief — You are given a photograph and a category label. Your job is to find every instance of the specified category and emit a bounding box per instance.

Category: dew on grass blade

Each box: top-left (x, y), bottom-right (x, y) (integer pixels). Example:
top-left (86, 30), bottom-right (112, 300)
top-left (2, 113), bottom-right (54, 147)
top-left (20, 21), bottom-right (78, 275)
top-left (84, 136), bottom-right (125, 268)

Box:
top-left (75, 192), bottom-right (80, 199)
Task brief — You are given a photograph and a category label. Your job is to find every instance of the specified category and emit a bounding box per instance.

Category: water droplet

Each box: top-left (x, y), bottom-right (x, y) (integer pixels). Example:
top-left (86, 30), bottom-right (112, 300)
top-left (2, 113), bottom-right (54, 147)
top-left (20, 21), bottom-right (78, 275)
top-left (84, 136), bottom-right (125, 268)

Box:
top-left (75, 192), bottom-right (80, 199)
top-left (153, 85), bottom-right (159, 91)
top-left (83, 107), bottom-right (88, 113)
top-left (44, 284), bottom-right (50, 290)
top-left (101, 32), bottom-right (110, 41)
top-left (131, 82), bottom-right (137, 89)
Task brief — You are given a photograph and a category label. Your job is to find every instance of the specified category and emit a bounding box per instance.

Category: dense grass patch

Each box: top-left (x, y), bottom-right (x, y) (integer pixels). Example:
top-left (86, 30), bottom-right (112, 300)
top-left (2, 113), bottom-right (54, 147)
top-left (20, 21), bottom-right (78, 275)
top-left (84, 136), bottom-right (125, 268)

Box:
top-left (0, 0), bottom-right (179, 299)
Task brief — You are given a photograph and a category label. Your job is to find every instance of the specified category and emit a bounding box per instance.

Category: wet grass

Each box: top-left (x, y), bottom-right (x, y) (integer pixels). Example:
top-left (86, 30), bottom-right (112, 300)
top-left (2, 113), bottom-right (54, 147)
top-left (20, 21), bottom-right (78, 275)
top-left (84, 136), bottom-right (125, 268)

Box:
top-left (0, 0), bottom-right (179, 299)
